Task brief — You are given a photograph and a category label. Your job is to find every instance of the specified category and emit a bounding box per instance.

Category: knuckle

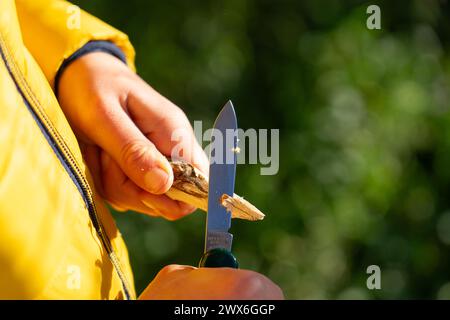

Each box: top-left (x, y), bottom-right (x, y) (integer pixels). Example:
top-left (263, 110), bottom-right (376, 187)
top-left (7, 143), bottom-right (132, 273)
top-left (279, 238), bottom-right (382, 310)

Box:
top-left (159, 264), bottom-right (177, 276)
top-left (120, 141), bottom-right (152, 168)
top-left (230, 271), bottom-right (267, 299)
top-left (116, 71), bottom-right (135, 83)
top-left (91, 94), bottom-right (109, 113)
top-left (161, 107), bottom-right (189, 129)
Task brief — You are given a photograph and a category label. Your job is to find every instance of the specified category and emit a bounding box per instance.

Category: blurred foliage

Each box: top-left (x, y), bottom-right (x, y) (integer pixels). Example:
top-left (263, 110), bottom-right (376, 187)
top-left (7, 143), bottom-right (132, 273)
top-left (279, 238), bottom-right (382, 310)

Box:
top-left (73, 0), bottom-right (450, 298)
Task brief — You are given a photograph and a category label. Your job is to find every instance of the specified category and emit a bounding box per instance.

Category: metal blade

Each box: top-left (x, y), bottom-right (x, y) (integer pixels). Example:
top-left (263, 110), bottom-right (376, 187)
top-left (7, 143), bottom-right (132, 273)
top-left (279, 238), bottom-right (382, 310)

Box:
top-left (205, 100), bottom-right (238, 252)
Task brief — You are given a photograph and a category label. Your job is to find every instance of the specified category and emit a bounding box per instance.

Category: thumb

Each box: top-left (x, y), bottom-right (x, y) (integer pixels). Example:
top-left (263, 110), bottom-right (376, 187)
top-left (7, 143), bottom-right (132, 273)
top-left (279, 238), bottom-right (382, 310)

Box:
top-left (119, 139), bottom-right (174, 194)
top-left (92, 102), bottom-right (173, 194)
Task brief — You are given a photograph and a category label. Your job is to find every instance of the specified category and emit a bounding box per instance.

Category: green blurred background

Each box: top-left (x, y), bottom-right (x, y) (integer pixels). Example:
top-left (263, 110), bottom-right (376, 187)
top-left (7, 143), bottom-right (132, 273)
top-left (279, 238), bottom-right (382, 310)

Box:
top-left (73, 0), bottom-right (450, 299)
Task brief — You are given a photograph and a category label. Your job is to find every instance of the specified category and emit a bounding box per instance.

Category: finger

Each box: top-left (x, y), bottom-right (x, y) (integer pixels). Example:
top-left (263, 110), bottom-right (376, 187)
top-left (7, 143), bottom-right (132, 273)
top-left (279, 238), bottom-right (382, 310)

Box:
top-left (82, 144), bottom-right (127, 212)
top-left (192, 143), bottom-right (209, 176)
top-left (101, 152), bottom-right (195, 219)
top-left (80, 144), bottom-right (105, 195)
top-left (89, 98), bottom-right (173, 195)
top-left (126, 82), bottom-right (209, 175)
top-left (100, 151), bottom-right (159, 216)
top-left (100, 151), bottom-right (129, 212)
top-left (159, 264), bottom-right (197, 275)
top-left (139, 191), bottom-right (196, 221)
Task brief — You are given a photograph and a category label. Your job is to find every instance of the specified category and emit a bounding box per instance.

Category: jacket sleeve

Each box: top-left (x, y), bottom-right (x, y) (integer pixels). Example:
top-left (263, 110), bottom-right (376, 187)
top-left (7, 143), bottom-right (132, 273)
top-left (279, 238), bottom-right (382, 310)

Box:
top-left (15, 0), bottom-right (136, 88)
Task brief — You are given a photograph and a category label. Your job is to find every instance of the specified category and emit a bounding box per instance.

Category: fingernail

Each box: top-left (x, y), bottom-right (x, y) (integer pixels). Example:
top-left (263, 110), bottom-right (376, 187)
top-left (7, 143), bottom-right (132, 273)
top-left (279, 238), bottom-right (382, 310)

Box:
top-left (144, 162), bottom-right (173, 194)
top-left (141, 199), bottom-right (155, 209)
top-left (141, 199), bottom-right (158, 212)
top-left (158, 159), bottom-right (173, 177)
top-left (141, 199), bottom-right (162, 217)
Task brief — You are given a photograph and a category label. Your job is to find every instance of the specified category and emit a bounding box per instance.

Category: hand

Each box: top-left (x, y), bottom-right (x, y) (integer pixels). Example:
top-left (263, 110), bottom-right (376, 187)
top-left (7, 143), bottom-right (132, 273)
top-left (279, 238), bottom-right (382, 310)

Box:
top-left (58, 52), bottom-right (209, 220)
top-left (139, 265), bottom-right (285, 300)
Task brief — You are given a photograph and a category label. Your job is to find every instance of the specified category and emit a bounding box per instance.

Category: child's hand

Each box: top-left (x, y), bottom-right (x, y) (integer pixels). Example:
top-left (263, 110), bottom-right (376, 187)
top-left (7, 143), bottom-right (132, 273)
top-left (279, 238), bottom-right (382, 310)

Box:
top-left (139, 265), bottom-right (285, 300)
top-left (58, 52), bottom-right (209, 220)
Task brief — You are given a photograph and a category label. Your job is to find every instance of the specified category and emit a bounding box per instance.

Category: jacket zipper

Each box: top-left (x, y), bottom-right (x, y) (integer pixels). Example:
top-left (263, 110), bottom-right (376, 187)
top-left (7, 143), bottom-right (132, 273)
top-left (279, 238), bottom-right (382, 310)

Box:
top-left (0, 37), bottom-right (133, 300)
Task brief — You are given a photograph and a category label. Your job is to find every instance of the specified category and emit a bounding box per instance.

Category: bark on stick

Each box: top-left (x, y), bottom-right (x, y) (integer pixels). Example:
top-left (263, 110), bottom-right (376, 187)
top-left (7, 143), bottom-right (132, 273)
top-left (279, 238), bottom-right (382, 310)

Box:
top-left (166, 160), bottom-right (265, 221)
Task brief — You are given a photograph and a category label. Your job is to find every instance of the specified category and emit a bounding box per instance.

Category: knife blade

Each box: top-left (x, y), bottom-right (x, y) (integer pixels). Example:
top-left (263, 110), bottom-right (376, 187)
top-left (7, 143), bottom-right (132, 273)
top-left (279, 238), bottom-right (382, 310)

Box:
top-left (199, 100), bottom-right (239, 268)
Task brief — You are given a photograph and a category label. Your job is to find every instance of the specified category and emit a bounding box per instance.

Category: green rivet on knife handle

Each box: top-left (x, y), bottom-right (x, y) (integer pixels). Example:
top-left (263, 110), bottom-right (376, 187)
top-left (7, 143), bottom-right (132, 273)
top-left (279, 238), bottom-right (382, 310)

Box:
top-left (199, 248), bottom-right (239, 268)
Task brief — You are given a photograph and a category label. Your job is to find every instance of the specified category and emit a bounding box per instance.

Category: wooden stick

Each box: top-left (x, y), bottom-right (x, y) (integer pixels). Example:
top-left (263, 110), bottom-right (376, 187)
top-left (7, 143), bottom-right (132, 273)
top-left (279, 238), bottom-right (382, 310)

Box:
top-left (166, 160), bottom-right (265, 221)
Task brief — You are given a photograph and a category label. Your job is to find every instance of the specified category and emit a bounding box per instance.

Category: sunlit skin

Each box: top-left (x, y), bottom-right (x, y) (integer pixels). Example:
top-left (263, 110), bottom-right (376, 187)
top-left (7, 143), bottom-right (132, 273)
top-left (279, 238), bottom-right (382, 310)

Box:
top-left (58, 52), bottom-right (284, 299)
top-left (139, 265), bottom-right (284, 300)
top-left (58, 52), bottom-right (208, 220)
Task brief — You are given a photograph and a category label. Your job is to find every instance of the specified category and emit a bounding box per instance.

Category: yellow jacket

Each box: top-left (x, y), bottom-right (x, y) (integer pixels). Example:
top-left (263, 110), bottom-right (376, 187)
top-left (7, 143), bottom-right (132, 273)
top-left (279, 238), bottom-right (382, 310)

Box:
top-left (0, 0), bottom-right (136, 299)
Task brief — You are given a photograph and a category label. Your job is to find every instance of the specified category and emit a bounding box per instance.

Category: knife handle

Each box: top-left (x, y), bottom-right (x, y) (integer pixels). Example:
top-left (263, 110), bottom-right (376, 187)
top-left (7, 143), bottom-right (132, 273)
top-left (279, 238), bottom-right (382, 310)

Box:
top-left (199, 248), bottom-right (239, 268)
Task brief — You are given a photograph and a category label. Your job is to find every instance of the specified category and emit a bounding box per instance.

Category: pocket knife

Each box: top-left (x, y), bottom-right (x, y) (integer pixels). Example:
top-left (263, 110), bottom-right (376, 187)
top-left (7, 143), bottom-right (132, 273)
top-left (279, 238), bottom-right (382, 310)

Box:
top-left (198, 100), bottom-right (239, 268)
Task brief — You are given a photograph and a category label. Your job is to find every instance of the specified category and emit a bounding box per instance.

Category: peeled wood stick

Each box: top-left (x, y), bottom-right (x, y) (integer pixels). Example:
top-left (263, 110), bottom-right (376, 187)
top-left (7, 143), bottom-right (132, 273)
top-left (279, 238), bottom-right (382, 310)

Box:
top-left (166, 160), bottom-right (265, 221)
